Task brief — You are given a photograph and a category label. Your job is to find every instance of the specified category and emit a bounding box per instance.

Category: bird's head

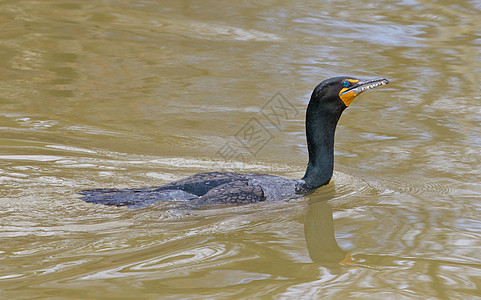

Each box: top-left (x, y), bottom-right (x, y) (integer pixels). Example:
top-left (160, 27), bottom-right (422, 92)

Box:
top-left (311, 76), bottom-right (389, 113)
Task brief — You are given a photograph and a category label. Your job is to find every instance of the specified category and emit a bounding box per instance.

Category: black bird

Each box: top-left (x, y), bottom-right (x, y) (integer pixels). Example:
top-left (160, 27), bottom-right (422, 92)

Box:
top-left (79, 76), bottom-right (389, 208)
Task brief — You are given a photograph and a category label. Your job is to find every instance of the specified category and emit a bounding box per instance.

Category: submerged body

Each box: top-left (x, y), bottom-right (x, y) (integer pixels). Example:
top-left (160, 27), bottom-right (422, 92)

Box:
top-left (79, 76), bottom-right (389, 208)
top-left (79, 172), bottom-right (304, 208)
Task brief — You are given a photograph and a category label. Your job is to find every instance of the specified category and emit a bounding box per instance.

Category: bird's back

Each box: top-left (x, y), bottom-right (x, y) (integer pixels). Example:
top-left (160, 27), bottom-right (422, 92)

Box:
top-left (78, 171), bottom-right (302, 208)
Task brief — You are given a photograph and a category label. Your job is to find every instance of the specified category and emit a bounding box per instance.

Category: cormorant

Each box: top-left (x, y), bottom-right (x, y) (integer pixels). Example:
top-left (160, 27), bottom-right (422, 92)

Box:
top-left (79, 76), bottom-right (389, 208)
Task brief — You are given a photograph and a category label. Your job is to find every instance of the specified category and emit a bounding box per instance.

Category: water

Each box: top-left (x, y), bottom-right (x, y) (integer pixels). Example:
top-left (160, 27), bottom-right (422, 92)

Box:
top-left (1, 0), bottom-right (480, 298)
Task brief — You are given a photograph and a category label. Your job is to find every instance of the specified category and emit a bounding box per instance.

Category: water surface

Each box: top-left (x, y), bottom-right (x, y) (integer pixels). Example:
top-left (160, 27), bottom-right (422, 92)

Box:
top-left (1, 0), bottom-right (481, 298)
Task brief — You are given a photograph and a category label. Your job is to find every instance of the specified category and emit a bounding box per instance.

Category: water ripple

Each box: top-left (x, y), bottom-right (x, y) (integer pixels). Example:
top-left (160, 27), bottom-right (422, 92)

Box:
top-left (79, 243), bottom-right (250, 281)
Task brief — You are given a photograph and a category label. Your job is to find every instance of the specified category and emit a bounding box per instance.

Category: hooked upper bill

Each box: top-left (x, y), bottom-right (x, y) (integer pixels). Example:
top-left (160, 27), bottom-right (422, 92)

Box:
top-left (339, 77), bottom-right (389, 106)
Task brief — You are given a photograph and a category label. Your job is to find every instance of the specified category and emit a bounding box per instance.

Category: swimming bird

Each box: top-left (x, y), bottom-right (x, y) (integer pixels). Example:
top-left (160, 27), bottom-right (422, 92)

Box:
top-left (79, 76), bottom-right (389, 208)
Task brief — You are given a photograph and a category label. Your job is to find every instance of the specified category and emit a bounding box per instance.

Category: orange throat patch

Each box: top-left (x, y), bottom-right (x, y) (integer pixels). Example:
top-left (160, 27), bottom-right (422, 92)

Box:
top-left (339, 79), bottom-right (360, 106)
top-left (339, 89), bottom-right (357, 106)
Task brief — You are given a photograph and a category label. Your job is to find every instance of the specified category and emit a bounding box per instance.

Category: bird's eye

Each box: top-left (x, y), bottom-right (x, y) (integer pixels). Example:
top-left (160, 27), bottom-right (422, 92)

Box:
top-left (342, 81), bottom-right (350, 88)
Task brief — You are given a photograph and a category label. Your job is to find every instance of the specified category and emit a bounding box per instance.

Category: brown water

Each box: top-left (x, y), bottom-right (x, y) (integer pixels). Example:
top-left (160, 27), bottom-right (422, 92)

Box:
top-left (1, 0), bottom-right (480, 298)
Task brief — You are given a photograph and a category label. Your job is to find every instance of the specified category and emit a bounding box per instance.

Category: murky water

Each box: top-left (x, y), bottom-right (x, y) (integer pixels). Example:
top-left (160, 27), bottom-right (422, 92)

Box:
top-left (1, 0), bottom-right (480, 298)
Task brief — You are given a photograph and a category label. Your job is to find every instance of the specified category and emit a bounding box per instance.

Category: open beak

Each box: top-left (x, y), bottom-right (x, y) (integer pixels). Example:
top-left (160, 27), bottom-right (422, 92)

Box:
top-left (339, 77), bottom-right (389, 106)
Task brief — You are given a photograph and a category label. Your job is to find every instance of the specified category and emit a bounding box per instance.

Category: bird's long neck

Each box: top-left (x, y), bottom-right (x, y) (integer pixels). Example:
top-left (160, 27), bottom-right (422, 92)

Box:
top-left (301, 99), bottom-right (343, 189)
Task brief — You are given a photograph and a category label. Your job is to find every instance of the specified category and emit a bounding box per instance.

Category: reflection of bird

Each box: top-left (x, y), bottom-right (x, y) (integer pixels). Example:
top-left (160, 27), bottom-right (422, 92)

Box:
top-left (304, 199), bottom-right (351, 272)
top-left (79, 77), bottom-right (388, 208)
top-left (304, 198), bottom-right (382, 272)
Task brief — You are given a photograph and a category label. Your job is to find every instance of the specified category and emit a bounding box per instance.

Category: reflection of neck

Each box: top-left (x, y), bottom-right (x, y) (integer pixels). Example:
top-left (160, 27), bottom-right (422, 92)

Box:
top-left (302, 99), bottom-right (343, 188)
top-left (304, 200), bottom-right (346, 264)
